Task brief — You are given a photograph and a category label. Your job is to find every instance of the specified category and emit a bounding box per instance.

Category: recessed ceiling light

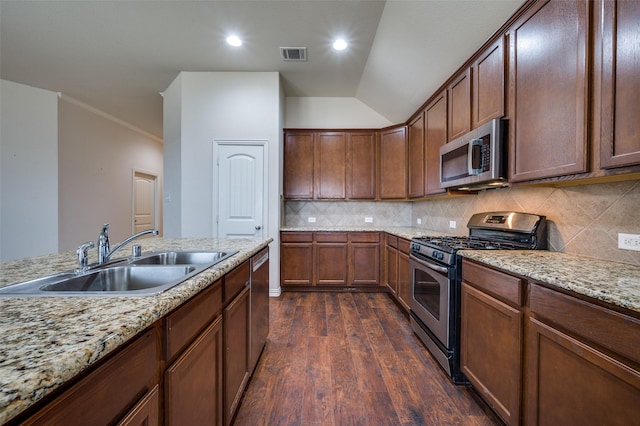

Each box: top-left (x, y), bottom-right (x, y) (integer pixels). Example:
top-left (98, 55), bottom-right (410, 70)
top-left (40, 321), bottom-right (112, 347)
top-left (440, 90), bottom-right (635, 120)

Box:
top-left (333, 39), bottom-right (347, 51)
top-left (226, 35), bottom-right (242, 47)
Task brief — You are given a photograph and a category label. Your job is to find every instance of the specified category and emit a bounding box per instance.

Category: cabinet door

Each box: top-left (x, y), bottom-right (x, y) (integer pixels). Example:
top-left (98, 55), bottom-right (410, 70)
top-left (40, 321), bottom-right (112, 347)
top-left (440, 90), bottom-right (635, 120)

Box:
top-left (347, 132), bottom-right (377, 199)
top-left (281, 233), bottom-right (313, 286)
top-left (508, 0), bottom-right (589, 181)
top-left (526, 317), bottom-right (640, 426)
top-left (448, 69), bottom-right (472, 141)
top-left (461, 283), bottom-right (522, 426)
top-left (116, 386), bottom-right (159, 426)
top-left (408, 112), bottom-right (425, 198)
top-left (316, 233), bottom-right (348, 286)
top-left (597, 0), bottom-right (640, 169)
top-left (315, 132), bottom-right (346, 199)
top-left (349, 233), bottom-right (381, 286)
top-left (396, 239), bottom-right (411, 312)
top-left (224, 286), bottom-right (250, 425)
top-left (385, 244), bottom-right (398, 296)
top-left (249, 248), bottom-right (269, 373)
top-left (473, 36), bottom-right (505, 128)
top-left (283, 132), bottom-right (314, 199)
top-left (165, 317), bottom-right (223, 426)
top-left (379, 126), bottom-right (407, 199)
top-left (424, 91), bottom-right (448, 196)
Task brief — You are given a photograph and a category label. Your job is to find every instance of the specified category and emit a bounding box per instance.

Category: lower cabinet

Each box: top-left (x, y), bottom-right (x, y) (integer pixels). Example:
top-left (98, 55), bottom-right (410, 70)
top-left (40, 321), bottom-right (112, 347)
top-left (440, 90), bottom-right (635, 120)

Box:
top-left (396, 238), bottom-right (411, 311)
top-left (384, 235), bottom-right (398, 296)
top-left (461, 258), bottom-right (640, 426)
top-left (22, 328), bottom-right (159, 426)
top-left (383, 233), bottom-right (410, 312)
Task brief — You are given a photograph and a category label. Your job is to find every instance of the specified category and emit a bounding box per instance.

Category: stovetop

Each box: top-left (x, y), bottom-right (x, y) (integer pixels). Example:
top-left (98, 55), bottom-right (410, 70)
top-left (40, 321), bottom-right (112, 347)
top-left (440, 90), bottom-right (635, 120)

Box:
top-left (412, 235), bottom-right (523, 252)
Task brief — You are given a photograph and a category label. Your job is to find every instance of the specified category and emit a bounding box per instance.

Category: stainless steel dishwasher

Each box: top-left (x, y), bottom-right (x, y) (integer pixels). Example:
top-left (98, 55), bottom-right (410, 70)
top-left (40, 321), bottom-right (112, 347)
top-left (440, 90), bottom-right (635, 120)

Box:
top-left (249, 247), bottom-right (269, 372)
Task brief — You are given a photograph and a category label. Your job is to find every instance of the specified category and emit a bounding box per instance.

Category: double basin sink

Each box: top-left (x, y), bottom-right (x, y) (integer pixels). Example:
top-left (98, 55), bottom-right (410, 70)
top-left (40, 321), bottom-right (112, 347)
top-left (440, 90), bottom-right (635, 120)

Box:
top-left (0, 250), bottom-right (237, 297)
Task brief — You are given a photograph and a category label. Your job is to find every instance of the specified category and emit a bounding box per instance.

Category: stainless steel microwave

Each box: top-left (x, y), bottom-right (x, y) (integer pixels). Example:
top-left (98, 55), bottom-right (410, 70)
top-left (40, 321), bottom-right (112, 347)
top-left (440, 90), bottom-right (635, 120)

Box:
top-left (439, 118), bottom-right (507, 191)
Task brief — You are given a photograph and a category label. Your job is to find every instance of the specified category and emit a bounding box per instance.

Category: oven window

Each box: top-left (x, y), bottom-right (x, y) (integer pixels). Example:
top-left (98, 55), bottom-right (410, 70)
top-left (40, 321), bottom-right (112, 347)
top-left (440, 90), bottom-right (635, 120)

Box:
top-left (414, 268), bottom-right (441, 320)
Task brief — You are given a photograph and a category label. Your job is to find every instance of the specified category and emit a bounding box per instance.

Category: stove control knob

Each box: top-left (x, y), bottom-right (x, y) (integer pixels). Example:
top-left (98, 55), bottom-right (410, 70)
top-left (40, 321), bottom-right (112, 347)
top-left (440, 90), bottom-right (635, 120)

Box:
top-left (432, 250), bottom-right (437, 258)
top-left (437, 252), bottom-right (444, 260)
top-left (411, 243), bottom-right (420, 251)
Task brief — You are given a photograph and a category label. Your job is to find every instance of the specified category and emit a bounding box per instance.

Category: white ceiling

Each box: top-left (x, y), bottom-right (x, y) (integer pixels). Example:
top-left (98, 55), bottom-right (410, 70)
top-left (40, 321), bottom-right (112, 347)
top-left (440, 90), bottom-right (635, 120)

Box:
top-left (0, 0), bottom-right (525, 139)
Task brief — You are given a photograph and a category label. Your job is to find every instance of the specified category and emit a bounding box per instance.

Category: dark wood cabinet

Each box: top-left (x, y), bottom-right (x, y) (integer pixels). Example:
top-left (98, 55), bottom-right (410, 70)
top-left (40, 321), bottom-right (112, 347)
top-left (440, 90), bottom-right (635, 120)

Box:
top-left (280, 232), bottom-right (314, 286)
top-left (526, 283), bottom-right (640, 425)
top-left (350, 232), bottom-right (381, 286)
top-left (424, 91), bottom-right (448, 196)
top-left (396, 238), bottom-right (411, 312)
top-left (315, 132), bottom-right (347, 199)
top-left (473, 36), bottom-right (505, 128)
top-left (461, 260), bottom-right (524, 426)
top-left (508, 0), bottom-right (589, 182)
top-left (379, 126), bottom-right (407, 199)
top-left (384, 235), bottom-right (398, 296)
top-left (249, 248), bottom-right (269, 374)
top-left (165, 317), bottom-right (223, 426)
top-left (283, 132), bottom-right (314, 199)
top-left (347, 131), bottom-right (377, 199)
top-left (23, 328), bottom-right (159, 426)
top-left (447, 69), bottom-right (472, 142)
top-left (117, 385), bottom-right (159, 426)
top-left (224, 285), bottom-right (250, 425)
top-left (595, 0), bottom-right (640, 169)
top-left (316, 232), bottom-right (348, 286)
top-left (408, 112), bottom-right (425, 198)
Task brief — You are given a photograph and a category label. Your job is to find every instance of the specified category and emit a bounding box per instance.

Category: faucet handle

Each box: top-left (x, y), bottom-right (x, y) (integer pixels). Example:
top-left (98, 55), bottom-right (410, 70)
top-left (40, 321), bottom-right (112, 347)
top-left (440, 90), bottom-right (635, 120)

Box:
top-left (76, 241), bottom-right (95, 273)
top-left (100, 223), bottom-right (110, 237)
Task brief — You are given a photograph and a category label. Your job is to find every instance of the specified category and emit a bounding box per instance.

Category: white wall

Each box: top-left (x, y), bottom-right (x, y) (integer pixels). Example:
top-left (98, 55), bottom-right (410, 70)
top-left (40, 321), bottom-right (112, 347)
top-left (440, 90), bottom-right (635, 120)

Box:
top-left (58, 96), bottom-right (164, 252)
top-left (163, 72), bottom-right (282, 295)
top-left (285, 97), bottom-right (393, 129)
top-left (0, 80), bottom-right (58, 261)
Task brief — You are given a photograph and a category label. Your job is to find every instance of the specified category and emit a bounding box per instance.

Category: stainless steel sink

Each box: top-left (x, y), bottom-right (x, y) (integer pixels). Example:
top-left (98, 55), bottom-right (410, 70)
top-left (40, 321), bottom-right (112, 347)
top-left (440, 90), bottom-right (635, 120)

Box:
top-left (0, 250), bottom-right (238, 297)
top-left (130, 251), bottom-right (234, 265)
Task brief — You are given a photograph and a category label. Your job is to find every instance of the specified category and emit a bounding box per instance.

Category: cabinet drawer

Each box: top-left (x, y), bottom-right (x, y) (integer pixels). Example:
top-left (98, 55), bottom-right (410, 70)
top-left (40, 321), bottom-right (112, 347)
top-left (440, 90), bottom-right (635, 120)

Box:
top-left (315, 232), bottom-right (348, 243)
top-left (165, 281), bottom-right (222, 360)
top-left (281, 232), bottom-right (313, 243)
top-left (462, 259), bottom-right (523, 306)
top-left (224, 260), bottom-right (250, 302)
top-left (386, 234), bottom-right (398, 248)
top-left (350, 232), bottom-right (380, 243)
top-left (398, 238), bottom-right (411, 254)
top-left (529, 283), bottom-right (640, 365)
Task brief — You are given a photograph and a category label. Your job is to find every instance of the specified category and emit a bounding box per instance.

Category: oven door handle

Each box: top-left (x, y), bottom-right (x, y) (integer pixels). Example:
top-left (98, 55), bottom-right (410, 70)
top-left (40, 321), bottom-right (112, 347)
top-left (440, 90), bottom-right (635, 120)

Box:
top-left (410, 254), bottom-right (449, 274)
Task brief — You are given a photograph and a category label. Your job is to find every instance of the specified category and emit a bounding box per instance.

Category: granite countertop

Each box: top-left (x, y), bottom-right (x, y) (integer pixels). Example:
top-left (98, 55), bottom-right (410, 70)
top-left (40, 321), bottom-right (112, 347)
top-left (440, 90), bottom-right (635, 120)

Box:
top-left (0, 237), bottom-right (271, 425)
top-left (280, 226), bottom-right (446, 241)
top-left (459, 250), bottom-right (640, 315)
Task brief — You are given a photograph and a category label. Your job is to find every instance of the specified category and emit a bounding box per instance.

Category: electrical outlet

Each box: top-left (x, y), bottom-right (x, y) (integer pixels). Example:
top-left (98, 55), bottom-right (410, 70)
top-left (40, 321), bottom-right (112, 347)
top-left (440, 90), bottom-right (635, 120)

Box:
top-left (449, 220), bottom-right (457, 229)
top-left (417, 218), bottom-right (422, 225)
top-left (618, 233), bottom-right (640, 251)
top-left (364, 217), bottom-right (373, 223)
top-left (308, 217), bottom-right (316, 223)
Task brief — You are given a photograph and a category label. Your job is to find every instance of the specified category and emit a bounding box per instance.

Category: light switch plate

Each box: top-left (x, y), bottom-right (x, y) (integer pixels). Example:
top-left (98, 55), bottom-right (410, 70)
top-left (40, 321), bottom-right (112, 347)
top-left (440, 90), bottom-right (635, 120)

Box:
top-left (449, 220), bottom-right (457, 229)
top-left (364, 217), bottom-right (373, 223)
top-left (618, 233), bottom-right (640, 251)
top-left (417, 218), bottom-right (422, 225)
top-left (308, 217), bottom-right (316, 223)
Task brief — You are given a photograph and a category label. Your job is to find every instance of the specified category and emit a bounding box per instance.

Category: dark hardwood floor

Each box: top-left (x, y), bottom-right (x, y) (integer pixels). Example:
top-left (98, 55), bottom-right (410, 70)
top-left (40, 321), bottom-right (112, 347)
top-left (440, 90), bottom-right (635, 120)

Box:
top-left (234, 292), bottom-right (500, 425)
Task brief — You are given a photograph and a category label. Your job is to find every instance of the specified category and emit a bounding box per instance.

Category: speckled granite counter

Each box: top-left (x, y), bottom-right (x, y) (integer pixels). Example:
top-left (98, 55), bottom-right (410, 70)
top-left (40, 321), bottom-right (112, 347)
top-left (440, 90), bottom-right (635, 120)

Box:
top-left (459, 250), bottom-right (640, 315)
top-left (0, 237), bottom-right (271, 425)
top-left (280, 226), bottom-right (447, 241)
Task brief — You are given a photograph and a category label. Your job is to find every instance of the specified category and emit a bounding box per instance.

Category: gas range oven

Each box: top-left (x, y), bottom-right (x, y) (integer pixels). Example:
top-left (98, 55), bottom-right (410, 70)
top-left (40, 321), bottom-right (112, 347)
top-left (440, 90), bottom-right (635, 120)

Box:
top-left (409, 212), bottom-right (547, 383)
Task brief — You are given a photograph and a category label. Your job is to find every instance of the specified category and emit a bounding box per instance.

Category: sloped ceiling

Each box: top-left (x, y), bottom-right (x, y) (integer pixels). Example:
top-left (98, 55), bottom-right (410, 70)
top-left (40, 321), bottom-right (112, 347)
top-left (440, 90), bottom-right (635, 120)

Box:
top-left (0, 0), bottom-right (525, 139)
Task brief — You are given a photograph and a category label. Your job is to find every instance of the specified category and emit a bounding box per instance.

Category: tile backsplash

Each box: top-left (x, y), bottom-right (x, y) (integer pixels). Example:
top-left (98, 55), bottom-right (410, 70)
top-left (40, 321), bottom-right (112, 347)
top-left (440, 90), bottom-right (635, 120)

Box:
top-left (284, 179), bottom-right (640, 266)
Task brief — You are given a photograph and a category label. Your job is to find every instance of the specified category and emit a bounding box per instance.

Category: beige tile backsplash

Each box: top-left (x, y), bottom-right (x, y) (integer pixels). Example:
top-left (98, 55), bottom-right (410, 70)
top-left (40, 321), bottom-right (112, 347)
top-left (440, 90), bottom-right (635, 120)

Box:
top-left (284, 179), bottom-right (640, 266)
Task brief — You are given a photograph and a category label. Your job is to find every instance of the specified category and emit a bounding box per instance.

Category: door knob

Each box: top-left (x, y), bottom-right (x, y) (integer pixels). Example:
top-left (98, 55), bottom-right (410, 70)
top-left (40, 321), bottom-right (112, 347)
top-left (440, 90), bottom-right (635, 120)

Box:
top-left (255, 225), bottom-right (262, 230)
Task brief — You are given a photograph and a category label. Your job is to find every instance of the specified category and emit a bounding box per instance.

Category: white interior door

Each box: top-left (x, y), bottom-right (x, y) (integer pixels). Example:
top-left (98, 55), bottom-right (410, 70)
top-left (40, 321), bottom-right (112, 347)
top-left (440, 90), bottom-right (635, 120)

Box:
top-left (217, 143), bottom-right (265, 238)
top-left (133, 171), bottom-right (157, 234)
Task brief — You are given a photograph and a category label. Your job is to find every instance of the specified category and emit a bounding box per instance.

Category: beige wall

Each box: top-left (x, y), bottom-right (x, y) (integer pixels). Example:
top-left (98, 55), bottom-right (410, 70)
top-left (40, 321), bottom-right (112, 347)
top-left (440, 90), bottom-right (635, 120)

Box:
top-left (58, 97), bottom-right (163, 252)
top-left (284, 179), bottom-right (640, 266)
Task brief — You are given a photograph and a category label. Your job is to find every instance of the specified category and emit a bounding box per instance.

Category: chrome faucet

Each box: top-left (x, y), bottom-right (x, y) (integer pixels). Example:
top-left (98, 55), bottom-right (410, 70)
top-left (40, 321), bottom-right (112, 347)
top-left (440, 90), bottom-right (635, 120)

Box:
top-left (76, 241), bottom-right (95, 272)
top-left (98, 224), bottom-right (159, 264)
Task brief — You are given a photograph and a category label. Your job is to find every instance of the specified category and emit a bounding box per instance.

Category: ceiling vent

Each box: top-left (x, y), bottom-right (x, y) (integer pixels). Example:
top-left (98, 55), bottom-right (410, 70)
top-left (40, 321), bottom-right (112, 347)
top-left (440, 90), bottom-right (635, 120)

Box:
top-left (280, 47), bottom-right (307, 62)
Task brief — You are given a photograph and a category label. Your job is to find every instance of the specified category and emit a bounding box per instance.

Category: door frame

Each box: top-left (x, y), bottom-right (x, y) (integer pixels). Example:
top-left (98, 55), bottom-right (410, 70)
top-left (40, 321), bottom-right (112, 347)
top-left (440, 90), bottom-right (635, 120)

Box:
top-left (213, 140), bottom-right (268, 238)
top-left (131, 169), bottom-right (159, 235)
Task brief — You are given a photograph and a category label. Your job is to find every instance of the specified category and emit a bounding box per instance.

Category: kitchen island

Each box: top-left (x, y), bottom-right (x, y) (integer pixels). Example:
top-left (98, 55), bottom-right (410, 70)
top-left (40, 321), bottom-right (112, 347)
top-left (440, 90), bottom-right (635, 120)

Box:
top-left (0, 237), bottom-right (271, 425)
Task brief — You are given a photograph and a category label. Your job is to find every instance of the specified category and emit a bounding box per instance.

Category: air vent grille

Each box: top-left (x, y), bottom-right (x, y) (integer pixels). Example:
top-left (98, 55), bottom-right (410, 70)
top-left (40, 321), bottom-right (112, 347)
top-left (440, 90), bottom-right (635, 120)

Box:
top-left (280, 47), bottom-right (307, 61)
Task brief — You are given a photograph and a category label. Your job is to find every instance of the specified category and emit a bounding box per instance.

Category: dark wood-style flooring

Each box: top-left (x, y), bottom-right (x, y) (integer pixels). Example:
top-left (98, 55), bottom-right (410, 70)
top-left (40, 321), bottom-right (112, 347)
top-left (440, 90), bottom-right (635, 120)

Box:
top-left (234, 292), bottom-right (500, 425)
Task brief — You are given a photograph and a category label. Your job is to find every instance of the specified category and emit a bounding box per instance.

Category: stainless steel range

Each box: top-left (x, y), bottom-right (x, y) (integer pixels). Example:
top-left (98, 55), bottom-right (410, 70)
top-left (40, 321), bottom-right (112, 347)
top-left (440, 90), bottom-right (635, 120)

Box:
top-left (409, 211), bottom-right (547, 383)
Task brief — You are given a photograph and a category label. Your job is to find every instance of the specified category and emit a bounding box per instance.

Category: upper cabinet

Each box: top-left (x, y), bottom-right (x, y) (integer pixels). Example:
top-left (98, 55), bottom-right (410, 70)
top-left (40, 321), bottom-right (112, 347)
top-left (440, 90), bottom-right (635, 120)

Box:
top-left (595, 0), bottom-right (640, 169)
top-left (379, 126), bottom-right (408, 199)
top-left (473, 36), bottom-right (506, 128)
top-left (447, 69), bottom-right (472, 141)
top-left (283, 130), bottom-right (377, 201)
top-left (425, 91), bottom-right (448, 196)
top-left (408, 112), bottom-right (425, 198)
top-left (508, 0), bottom-right (589, 182)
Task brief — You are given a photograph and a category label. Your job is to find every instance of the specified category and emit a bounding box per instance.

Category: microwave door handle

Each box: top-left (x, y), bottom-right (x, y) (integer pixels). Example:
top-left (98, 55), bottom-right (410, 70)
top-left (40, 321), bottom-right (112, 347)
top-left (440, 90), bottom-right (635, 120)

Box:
top-left (468, 138), bottom-right (483, 175)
